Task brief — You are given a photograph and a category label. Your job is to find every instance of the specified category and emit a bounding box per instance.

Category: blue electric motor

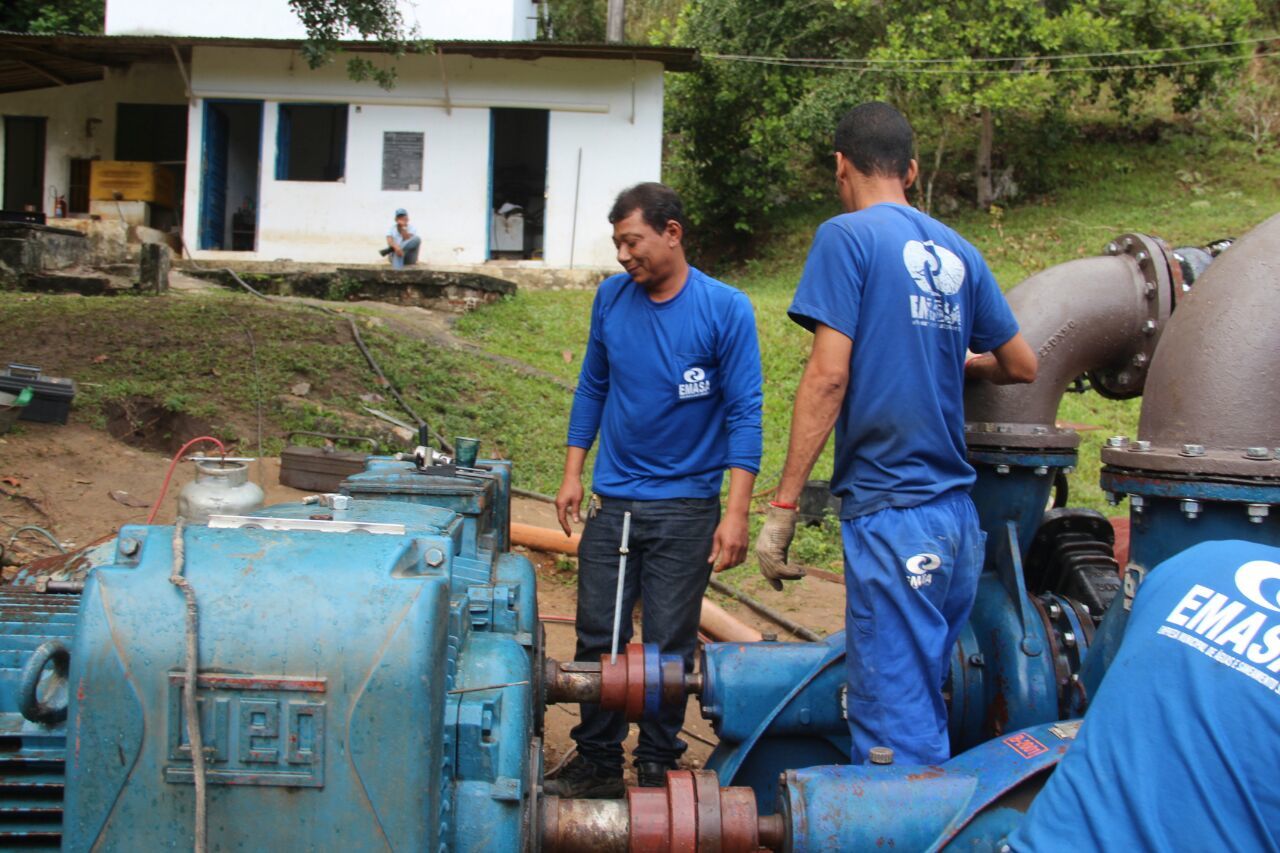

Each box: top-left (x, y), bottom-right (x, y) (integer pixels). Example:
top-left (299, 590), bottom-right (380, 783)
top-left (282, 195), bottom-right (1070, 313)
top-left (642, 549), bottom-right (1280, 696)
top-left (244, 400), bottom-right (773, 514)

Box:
top-left (2, 455), bottom-right (545, 851)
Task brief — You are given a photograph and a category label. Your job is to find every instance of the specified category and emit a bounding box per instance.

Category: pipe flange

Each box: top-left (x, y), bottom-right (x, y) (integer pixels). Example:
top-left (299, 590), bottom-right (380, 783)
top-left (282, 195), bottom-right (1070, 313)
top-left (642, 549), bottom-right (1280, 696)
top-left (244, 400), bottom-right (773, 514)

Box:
top-left (692, 770), bottom-right (724, 853)
top-left (964, 421), bottom-right (1081, 451)
top-left (667, 771), bottom-right (699, 851)
top-left (625, 643), bottom-right (647, 722)
top-left (1088, 233), bottom-right (1176, 400)
top-left (1101, 444), bottom-right (1280, 479)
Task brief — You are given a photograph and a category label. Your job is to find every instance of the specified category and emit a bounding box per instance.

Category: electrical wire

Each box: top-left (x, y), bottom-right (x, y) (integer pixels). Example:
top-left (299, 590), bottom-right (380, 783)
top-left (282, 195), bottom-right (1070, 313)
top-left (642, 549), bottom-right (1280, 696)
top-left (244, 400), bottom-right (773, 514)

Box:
top-left (707, 50), bottom-right (1272, 75)
top-left (168, 518), bottom-right (208, 853)
top-left (706, 32), bottom-right (1278, 67)
top-left (146, 436), bottom-right (228, 525)
top-left (5, 525), bottom-right (65, 554)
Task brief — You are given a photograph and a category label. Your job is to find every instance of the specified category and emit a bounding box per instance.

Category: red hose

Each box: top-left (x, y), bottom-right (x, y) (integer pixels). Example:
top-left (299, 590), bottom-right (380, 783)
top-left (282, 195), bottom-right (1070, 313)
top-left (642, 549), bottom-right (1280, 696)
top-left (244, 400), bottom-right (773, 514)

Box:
top-left (146, 436), bottom-right (228, 525)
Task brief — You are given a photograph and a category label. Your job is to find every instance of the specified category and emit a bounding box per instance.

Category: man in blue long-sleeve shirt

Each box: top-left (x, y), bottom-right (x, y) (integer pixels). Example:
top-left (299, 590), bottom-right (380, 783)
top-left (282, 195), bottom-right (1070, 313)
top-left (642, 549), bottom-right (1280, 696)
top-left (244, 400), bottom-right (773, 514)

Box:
top-left (548, 182), bottom-right (763, 798)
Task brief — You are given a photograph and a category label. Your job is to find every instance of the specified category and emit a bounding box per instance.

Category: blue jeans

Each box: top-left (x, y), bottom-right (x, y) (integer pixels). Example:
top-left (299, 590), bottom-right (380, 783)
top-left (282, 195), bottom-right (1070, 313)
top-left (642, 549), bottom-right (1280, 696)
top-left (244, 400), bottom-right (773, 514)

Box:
top-left (842, 493), bottom-right (985, 765)
top-left (571, 496), bottom-right (720, 770)
top-left (392, 235), bottom-right (420, 268)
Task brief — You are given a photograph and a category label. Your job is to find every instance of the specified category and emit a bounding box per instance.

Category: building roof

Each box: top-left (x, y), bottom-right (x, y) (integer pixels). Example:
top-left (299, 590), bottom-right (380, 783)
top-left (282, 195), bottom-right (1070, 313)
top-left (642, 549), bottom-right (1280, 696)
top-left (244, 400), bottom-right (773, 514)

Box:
top-left (0, 32), bottom-right (700, 95)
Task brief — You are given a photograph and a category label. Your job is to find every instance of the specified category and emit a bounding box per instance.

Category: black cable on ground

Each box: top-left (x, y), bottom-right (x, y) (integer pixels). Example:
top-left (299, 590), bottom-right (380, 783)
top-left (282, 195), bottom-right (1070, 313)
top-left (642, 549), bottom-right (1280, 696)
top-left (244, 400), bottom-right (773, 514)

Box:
top-left (706, 577), bottom-right (823, 642)
top-left (222, 268), bottom-right (451, 453)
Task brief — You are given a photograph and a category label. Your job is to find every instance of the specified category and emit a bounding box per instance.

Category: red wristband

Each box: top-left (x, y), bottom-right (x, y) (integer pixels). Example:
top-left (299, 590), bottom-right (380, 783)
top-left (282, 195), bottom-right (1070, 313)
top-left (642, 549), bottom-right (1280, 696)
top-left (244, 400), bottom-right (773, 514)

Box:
top-left (770, 500), bottom-right (798, 510)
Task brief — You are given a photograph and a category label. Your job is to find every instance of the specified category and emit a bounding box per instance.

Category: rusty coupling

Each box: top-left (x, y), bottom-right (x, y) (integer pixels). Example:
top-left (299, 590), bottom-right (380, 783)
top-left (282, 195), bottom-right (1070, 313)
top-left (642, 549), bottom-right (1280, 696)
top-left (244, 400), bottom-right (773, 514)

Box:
top-left (541, 769), bottom-right (784, 853)
top-left (544, 643), bottom-right (703, 722)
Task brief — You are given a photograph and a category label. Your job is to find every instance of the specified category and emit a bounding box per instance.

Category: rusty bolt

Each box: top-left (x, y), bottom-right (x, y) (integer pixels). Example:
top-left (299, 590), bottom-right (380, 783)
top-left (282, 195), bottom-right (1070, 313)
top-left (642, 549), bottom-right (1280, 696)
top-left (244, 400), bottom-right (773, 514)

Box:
top-left (1180, 444), bottom-right (1206, 457)
top-left (994, 464), bottom-right (1011, 475)
top-left (1246, 447), bottom-right (1271, 460)
top-left (1129, 440), bottom-right (1152, 452)
top-left (1181, 499), bottom-right (1202, 520)
top-left (1107, 435), bottom-right (1129, 448)
top-left (119, 537), bottom-right (141, 557)
top-left (1141, 319), bottom-right (1157, 335)
top-left (1247, 504), bottom-right (1270, 524)
top-left (1132, 353), bottom-right (1148, 367)
top-left (868, 747), bottom-right (894, 765)
top-left (968, 653), bottom-right (985, 667)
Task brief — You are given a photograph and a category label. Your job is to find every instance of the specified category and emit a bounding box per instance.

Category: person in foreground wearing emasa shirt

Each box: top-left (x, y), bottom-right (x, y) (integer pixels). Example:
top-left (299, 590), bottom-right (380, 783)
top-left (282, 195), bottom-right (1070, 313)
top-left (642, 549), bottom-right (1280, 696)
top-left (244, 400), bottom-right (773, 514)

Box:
top-left (754, 102), bottom-right (1037, 766)
top-left (548, 182), bottom-right (763, 797)
top-left (1011, 540), bottom-right (1280, 851)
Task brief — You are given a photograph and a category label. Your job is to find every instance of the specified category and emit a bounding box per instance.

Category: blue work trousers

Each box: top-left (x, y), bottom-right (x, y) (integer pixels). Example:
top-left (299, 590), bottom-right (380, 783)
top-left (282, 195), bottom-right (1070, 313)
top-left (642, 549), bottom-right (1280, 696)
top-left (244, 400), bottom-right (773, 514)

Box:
top-left (571, 496), bottom-right (720, 771)
top-left (842, 493), bottom-right (985, 765)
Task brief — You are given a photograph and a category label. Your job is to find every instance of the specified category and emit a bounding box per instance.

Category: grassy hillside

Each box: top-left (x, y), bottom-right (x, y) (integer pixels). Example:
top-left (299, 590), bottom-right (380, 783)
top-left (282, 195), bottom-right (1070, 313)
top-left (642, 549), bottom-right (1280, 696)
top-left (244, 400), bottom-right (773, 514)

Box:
top-left (455, 129), bottom-right (1280, 571)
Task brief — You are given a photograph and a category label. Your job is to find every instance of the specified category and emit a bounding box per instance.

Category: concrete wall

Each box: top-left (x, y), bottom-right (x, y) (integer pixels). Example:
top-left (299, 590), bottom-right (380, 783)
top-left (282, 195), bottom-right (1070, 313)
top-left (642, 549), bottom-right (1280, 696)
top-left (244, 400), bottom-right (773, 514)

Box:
top-left (0, 62), bottom-right (186, 219)
top-left (105, 0), bottom-right (539, 41)
top-left (184, 47), bottom-right (664, 268)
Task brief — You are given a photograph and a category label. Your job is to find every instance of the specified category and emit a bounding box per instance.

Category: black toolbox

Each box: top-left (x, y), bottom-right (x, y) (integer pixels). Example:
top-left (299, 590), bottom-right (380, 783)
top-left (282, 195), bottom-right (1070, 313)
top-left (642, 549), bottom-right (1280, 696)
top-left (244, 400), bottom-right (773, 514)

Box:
top-left (0, 364), bottom-right (75, 424)
top-left (279, 431), bottom-right (378, 492)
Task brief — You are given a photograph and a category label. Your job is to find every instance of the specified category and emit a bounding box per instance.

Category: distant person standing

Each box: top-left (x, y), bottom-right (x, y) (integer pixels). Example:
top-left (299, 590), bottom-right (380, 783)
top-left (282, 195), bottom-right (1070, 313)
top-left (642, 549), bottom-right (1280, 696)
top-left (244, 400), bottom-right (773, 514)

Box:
top-left (381, 208), bottom-right (421, 268)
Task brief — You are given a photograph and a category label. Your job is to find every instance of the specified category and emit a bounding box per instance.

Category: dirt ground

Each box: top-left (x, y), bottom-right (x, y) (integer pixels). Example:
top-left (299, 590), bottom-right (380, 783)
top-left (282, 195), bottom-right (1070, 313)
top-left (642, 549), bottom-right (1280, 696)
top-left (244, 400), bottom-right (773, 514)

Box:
top-left (0, 420), bottom-right (846, 782)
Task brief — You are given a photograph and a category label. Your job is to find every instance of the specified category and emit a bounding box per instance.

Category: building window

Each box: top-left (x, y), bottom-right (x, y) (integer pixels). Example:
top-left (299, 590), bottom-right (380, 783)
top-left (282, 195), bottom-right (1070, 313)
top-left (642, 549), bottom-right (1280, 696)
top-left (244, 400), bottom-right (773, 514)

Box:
top-left (276, 104), bottom-right (347, 182)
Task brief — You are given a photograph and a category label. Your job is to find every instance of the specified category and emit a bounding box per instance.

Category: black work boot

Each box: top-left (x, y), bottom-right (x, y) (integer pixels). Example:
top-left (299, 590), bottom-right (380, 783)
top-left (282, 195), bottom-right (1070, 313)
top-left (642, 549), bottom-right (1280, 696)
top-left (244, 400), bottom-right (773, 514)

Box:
top-left (542, 756), bottom-right (625, 799)
top-left (636, 761), bottom-right (676, 788)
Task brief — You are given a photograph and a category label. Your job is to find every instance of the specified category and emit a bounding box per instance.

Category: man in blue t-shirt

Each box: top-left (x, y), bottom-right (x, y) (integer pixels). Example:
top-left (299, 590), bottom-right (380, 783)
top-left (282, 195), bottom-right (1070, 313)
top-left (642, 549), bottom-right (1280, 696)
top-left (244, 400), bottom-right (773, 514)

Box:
top-left (547, 182), bottom-right (763, 798)
top-left (754, 102), bottom-right (1037, 765)
top-left (1011, 540), bottom-right (1280, 851)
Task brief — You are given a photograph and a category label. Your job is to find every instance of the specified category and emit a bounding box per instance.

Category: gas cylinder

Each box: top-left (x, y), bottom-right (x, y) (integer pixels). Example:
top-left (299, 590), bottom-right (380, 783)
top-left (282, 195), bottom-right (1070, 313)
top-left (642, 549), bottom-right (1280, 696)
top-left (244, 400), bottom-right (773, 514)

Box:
top-left (177, 460), bottom-right (264, 523)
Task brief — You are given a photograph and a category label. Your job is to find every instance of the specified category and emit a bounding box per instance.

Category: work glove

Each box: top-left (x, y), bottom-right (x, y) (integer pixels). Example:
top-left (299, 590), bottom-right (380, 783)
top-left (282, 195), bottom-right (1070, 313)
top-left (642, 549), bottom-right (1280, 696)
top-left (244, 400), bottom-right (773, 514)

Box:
top-left (756, 503), bottom-right (805, 591)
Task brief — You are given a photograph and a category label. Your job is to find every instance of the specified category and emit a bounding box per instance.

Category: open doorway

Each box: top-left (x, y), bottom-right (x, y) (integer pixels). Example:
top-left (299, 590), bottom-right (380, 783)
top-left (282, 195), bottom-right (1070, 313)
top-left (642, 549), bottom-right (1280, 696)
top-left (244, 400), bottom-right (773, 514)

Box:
top-left (116, 103), bottom-right (187, 230)
top-left (489, 108), bottom-right (548, 260)
top-left (199, 100), bottom-right (263, 251)
top-left (3, 116), bottom-right (46, 214)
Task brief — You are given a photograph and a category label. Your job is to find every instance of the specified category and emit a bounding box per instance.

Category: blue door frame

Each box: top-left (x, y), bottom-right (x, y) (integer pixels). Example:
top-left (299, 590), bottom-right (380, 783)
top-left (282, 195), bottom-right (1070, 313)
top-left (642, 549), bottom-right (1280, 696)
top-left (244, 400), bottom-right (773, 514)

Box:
top-left (199, 99), bottom-right (263, 251)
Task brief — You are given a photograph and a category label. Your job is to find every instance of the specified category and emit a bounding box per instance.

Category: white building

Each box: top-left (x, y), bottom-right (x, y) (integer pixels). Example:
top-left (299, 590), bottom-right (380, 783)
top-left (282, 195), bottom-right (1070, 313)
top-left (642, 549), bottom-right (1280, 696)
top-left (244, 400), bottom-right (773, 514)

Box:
top-left (0, 1), bottom-right (696, 268)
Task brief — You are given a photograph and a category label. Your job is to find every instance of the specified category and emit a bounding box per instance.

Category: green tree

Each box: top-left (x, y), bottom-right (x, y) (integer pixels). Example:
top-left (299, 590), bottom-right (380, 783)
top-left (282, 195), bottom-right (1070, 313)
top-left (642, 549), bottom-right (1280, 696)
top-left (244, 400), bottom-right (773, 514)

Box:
top-left (288, 0), bottom-right (425, 90)
top-left (0, 0), bottom-right (103, 33)
top-left (667, 0), bottom-right (1260, 250)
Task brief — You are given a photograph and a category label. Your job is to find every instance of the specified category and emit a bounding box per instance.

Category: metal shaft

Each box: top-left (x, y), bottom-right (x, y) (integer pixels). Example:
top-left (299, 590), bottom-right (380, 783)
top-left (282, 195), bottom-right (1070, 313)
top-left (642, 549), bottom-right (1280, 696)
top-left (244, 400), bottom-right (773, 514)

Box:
top-left (610, 511), bottom-right (632, 664)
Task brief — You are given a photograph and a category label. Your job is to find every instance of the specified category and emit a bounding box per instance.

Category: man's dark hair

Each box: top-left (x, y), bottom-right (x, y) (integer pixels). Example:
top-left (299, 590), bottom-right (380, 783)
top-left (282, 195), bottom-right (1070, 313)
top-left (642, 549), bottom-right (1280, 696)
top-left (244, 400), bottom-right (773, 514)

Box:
top-left (609, 182), bottom-right (689, 237)
top-left (834, 102), bottom-right (914, 180)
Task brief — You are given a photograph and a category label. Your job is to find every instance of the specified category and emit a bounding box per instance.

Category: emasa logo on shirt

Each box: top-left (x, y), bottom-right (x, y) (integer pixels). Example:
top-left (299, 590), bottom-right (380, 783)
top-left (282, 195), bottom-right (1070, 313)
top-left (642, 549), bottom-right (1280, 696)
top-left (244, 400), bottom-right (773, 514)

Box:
top-left (679, 366), bottom-right (712, 400)
top-left (903, 240), bottom-right (965, 333)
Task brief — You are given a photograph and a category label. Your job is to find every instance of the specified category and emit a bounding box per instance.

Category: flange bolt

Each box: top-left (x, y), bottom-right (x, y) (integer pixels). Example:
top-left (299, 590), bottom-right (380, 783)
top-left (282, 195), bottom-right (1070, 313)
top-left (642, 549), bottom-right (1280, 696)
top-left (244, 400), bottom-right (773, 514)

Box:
top-left (868, 747), bottom-right (895, 765)
top-left (1180, 444), bottom-right (1206, 457)
top-left (1247, 505), bottom-right (1270, 524)
top-left (1246, 447), bottom-right (1271, 460)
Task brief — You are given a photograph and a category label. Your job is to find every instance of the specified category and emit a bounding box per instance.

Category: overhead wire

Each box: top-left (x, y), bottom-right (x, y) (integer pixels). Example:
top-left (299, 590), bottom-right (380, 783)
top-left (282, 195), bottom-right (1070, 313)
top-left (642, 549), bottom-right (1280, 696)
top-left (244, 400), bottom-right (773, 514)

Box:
top-left (707, 32), bottom-right (1277, 67)
top-left (707, 50), bottom-right (1274, 75)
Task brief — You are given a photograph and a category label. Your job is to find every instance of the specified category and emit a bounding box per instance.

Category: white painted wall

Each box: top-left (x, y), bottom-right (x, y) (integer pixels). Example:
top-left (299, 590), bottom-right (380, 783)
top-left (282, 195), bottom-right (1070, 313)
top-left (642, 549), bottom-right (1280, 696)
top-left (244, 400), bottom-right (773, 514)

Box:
top-left (0, 63), bottom-right (185, 217)
top-left (106, 0), bottom-right (539, 41)
top-left (184, 46), bottom-right (664, 268)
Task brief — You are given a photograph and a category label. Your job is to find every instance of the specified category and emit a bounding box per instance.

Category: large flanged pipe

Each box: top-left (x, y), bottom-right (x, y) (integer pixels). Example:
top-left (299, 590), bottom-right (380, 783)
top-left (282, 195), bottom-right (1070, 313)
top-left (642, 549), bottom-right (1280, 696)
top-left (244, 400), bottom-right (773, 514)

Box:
top-left (1101, 212), bottom-right (1280, 481)
top-left (965, 233), bottom-right (1178, 451)
top-left (544, 644), bottom-right (703, 721)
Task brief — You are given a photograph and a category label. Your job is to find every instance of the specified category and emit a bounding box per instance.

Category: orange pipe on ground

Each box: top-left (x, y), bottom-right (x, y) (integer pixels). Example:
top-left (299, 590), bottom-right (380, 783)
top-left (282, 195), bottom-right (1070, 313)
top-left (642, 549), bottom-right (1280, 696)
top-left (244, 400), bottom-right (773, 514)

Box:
top-left (699, 598), bottom-right (764, 643)
top-left (510, 522), bottom-right (764, 644)
top-left (512, 521), bottom-right (580, 555)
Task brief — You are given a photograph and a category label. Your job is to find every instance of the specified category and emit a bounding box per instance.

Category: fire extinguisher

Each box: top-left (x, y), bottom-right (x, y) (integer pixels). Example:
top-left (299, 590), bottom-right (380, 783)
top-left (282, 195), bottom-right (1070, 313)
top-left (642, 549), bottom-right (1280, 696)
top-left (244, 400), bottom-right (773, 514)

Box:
top-left (54, 195), bottom-right (67, 218)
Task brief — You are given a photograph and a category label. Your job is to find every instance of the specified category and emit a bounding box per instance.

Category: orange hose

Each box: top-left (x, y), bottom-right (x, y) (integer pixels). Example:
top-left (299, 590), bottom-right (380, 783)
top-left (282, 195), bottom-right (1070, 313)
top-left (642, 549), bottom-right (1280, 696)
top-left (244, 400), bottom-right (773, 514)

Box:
top-left (146, 436), bottom-right (228, 524)
top-left (512, 521), bottom-right (580, 555)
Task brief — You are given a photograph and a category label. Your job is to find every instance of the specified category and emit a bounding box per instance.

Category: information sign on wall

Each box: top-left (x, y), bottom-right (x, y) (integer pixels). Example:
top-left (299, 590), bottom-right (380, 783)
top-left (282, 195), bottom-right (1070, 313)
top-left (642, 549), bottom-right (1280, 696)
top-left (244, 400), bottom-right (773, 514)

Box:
top-left (382, 132), bottom-right (424, 191)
